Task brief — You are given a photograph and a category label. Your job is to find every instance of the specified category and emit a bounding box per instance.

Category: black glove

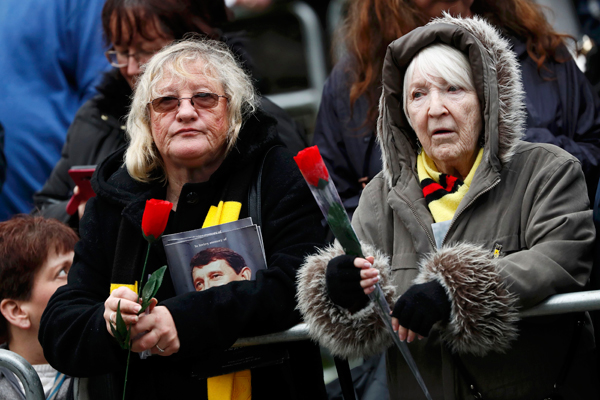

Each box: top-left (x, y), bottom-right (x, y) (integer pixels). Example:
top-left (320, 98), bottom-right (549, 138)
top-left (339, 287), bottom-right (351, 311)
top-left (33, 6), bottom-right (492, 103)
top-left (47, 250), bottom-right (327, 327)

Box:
top-left (326, 255), bottom-right (370, 312)
top-left (392, 280), bottom-right (451, 337)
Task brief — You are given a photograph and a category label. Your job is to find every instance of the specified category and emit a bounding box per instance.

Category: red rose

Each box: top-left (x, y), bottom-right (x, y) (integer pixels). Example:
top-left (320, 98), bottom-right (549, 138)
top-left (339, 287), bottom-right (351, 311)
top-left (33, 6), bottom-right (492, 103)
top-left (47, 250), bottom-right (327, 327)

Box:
top-left (293, 145), bottom-right (329, 187)
top-left (141, 199), bottom-right (173, 242)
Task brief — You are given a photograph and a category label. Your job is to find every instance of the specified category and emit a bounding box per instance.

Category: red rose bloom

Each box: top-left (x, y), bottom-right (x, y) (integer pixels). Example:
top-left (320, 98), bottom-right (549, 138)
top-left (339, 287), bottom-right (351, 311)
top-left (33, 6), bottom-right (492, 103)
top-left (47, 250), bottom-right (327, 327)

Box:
top-left (141, 199), bottom-right (173, 242)
top-left (293, 145), bottom-right (329, 187)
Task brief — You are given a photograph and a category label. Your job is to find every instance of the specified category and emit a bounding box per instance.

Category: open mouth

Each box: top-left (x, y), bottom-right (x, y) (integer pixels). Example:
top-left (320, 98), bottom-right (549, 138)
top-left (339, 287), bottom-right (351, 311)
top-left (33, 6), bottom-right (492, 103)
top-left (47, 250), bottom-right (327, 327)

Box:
top-left (432, 129), bottom-right (453, 135)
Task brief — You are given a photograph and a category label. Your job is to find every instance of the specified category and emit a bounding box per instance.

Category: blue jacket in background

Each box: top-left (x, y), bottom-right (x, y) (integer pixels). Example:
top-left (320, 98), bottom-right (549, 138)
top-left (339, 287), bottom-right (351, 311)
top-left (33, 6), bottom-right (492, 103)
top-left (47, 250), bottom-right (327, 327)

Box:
top-left (314, 36), bottom-right (600, 214)
top-left (0, 0), bottom-right (110, 220)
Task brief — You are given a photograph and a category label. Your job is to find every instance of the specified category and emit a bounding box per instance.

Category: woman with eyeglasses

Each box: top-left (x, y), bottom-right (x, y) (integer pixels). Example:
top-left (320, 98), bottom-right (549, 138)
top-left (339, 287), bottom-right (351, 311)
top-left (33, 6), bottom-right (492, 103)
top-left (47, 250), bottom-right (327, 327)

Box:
top-left (33, 0), bottom-right (307, 228)
top-left (39, 38), bottom-right (328, 400)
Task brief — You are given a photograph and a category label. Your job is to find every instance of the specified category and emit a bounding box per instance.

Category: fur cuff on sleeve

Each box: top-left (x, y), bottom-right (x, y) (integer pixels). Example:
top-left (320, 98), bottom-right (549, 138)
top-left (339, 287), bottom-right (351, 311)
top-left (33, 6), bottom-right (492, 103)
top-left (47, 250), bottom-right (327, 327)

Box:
top-left (415, 242), bottom-right (519, 356)
top-left (296, 241), bottom-right (396, 359)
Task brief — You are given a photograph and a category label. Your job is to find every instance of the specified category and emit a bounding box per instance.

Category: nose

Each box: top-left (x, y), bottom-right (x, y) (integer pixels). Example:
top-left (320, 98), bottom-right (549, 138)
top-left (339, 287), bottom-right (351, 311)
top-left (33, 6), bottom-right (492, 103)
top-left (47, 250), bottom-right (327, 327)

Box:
top-left (125, 55), bottom-right (141, 79)
top-left (176, 98), bottom-right (198, 121)
top-left (428, 91), bottom-right (448, 118)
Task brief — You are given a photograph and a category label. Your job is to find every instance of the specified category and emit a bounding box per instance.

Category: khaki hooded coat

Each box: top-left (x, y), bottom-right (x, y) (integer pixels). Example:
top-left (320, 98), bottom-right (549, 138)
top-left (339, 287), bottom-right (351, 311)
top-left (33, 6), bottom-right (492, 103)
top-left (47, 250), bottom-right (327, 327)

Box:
top-left (298, 15), bottom-right (597, 400)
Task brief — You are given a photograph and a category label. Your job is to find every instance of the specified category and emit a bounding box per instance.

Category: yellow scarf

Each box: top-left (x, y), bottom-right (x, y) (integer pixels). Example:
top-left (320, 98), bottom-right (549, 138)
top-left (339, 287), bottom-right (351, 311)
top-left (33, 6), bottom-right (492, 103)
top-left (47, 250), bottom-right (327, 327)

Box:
top-left (417, 149), bottom-right (483, 223)
top-left (202, 201), bottom-right (252, 400)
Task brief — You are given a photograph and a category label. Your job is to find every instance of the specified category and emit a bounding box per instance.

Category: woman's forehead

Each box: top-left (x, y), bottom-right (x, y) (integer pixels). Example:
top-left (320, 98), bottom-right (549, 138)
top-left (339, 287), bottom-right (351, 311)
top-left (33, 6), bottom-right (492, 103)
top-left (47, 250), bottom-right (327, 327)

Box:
top-left (154, 61), bottom-right (222, 93)
top-left (409, 68), bottom-right (446, 86)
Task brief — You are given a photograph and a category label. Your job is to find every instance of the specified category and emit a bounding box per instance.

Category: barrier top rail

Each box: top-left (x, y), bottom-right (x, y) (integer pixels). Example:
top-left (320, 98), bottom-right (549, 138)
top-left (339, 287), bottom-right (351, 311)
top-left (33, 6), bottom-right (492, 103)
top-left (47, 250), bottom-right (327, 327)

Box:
top-left (233, 290), bottom-right (600, 347)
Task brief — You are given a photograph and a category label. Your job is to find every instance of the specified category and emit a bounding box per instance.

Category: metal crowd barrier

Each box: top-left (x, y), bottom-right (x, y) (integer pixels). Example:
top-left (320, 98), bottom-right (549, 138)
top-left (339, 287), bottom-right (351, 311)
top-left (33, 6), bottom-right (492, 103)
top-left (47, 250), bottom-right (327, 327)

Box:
top-left (265, 1), bottom-right (327, 115)
top-left (234, 290), bottom-right (600, 347)
top-left (2, 290), bottom-right (599, 399)
top-left (0, 349), bottom-right (44, 400)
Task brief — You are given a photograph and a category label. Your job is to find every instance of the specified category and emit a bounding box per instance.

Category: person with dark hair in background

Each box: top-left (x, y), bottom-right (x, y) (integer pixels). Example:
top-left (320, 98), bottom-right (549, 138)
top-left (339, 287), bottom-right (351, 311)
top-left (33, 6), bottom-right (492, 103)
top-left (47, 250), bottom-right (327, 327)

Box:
top-left (315, 0), bottom-right (600, 217)
top-left (0, 215), bottom-right (79, 399)
top-left (191, 247), bottom-right (252, 292)
top-left (34, 0), bottom-right (307, 229)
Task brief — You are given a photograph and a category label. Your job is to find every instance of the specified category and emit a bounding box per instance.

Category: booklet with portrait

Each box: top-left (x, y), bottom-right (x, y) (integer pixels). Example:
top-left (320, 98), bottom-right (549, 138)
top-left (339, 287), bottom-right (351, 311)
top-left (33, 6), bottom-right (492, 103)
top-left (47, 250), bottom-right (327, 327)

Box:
top-left (161, 219), bottom-right (282, 378)
top-left (161, 218), bottom-right (267, 296)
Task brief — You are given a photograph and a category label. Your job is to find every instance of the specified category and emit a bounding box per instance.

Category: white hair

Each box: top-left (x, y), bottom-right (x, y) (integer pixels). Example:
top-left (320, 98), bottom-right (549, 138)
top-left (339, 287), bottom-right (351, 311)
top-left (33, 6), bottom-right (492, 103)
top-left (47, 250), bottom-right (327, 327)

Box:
top-left (125, 37), bottom-right (257, 182)
top-left (403, 43), bottom-right (475, 126)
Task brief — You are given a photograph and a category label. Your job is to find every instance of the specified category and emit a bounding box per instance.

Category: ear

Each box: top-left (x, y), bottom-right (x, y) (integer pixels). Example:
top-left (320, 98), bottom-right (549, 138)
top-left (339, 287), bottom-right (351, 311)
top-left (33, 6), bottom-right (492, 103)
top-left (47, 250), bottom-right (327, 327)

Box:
top-left (240, 267), bottom-right (252, 281)
top-left (0, 299), bottom-right (31, 330)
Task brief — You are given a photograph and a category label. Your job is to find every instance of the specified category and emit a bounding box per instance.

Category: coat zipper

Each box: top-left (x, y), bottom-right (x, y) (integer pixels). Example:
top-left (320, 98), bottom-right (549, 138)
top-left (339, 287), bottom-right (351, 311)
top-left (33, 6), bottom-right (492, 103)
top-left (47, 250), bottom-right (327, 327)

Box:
top-left (441, 177), bottom-right (501, 246)
top-left (398, 192), bottom-right (437, 250)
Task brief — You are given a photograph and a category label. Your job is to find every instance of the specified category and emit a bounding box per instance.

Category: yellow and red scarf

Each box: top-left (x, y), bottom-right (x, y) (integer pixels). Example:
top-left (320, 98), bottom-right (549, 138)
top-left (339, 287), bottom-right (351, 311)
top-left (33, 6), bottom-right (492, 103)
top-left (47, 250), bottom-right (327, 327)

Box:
top-left (417, 149), bottom-right (483, 222)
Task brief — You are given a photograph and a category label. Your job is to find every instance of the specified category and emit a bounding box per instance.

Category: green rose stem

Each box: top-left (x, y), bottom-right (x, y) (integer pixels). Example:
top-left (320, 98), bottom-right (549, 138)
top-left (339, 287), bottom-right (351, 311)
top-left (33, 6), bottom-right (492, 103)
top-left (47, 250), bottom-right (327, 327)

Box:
top-left (294, 146), bottom-right (432, 400)
top-left (111, 198), bottom-right (172, 400)
top-left (121, 241), bottom-right (151, 400)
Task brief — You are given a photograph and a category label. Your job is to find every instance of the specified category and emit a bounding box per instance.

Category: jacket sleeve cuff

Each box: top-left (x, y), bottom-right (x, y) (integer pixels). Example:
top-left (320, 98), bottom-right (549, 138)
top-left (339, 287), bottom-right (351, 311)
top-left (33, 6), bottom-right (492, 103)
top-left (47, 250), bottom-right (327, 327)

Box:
top-left (414, 242), bottom-right (520, 356)
top-left (296, 241), bottom-right (396, 359)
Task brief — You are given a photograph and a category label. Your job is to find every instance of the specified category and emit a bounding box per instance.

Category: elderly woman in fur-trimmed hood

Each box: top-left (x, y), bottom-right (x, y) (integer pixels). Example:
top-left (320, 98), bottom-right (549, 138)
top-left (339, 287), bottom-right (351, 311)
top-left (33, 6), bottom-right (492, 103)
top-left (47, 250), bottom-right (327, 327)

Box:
top-left (297, 14), bottom-right (598, 400)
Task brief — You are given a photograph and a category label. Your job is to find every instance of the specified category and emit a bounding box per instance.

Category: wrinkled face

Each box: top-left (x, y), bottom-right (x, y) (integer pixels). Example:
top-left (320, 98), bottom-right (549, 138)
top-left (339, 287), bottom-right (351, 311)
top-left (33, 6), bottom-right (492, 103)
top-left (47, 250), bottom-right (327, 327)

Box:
top-left (22, 250), bottom-right (73, 333)
top-left (412, 0), bottom-right (473, 19)
top-left (150, 60), bottom-right (230, 175)
top-left (192, 259), bottom-right (251, 291)
top-left (110, 13), bottom-right (173, 88)
top-left (406, 68), bottom-right (482, 176)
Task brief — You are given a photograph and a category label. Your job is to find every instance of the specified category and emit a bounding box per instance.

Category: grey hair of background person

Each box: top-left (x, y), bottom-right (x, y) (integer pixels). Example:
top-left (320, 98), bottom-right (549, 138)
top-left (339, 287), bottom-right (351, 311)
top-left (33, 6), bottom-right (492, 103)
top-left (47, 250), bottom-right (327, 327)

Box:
top-left (125, 37), bottom-right (258, 183)
top-left (402, 43), bottom-right (476, 128)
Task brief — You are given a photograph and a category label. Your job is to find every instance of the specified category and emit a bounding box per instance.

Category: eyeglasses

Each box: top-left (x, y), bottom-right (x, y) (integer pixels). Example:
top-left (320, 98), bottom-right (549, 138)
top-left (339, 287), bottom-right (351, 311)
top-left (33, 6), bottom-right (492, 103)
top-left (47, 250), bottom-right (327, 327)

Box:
top-left (148, 93), bottom-right (229, 113)
top-left (105, 49), bottom-right (158, 68)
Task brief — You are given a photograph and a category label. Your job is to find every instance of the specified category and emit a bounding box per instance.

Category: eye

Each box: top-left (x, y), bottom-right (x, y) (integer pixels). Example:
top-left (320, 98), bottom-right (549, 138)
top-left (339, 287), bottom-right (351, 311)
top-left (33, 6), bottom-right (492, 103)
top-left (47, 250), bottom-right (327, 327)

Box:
top-left (57, 267), bottom-right (69, 278)
top-left (448, 85), bottom-right (460, 92)
top-left (195, 280), bottom-right (204, 290)
top-left (412, 91), bottom-right (424, 100)
top-left (210, 272), bottom-right (223, 279)
top-left (139, 49), bottom-right (157, 57)
top-left (151, 96), bottom-right (179, 113)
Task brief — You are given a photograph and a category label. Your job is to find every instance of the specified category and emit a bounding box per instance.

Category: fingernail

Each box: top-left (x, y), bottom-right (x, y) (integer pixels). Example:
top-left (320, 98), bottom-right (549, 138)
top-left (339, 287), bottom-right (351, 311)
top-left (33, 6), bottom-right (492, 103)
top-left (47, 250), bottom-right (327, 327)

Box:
top-left (364, 261), bottom-right (372, 268)
top-left (134, 305), bottom-right (141, 313)
top-left (373, 275), bottom-right (380, 282)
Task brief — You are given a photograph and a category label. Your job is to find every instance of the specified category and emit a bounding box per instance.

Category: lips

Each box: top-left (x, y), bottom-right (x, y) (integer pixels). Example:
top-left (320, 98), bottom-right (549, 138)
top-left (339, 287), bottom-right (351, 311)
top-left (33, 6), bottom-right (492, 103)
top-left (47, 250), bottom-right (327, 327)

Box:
top-left (432, 129), bottom-right (454, 135)
top-left (175, 128), bottom-right (199, 135)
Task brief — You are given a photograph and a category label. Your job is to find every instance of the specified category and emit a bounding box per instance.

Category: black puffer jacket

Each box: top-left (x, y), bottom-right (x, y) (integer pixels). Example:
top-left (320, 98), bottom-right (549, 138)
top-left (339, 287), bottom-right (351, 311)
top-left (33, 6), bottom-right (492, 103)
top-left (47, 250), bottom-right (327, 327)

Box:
top-left (32, 70), bottom-right (130, 227)
top-left (33, 69), bottom-right (307, 228)
top-left (39, 109), bottom-right (327, 400)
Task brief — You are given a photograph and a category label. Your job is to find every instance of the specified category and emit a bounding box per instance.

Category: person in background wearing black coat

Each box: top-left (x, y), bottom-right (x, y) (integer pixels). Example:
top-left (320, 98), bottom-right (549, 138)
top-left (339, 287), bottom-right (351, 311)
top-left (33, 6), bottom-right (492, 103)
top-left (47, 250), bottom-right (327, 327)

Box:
top-left (33, 0), bottom-right (307, 229)
top-left (39, 38), bottom-right (327, 400)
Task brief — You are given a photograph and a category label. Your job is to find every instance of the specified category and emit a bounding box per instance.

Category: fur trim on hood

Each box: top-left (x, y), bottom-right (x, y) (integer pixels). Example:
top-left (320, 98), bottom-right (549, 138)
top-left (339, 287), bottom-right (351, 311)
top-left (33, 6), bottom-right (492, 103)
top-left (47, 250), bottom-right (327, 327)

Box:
top-left (377, 14), bottom-right (526, 188)
top-left (296, 241), bottom-right (396, 359)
